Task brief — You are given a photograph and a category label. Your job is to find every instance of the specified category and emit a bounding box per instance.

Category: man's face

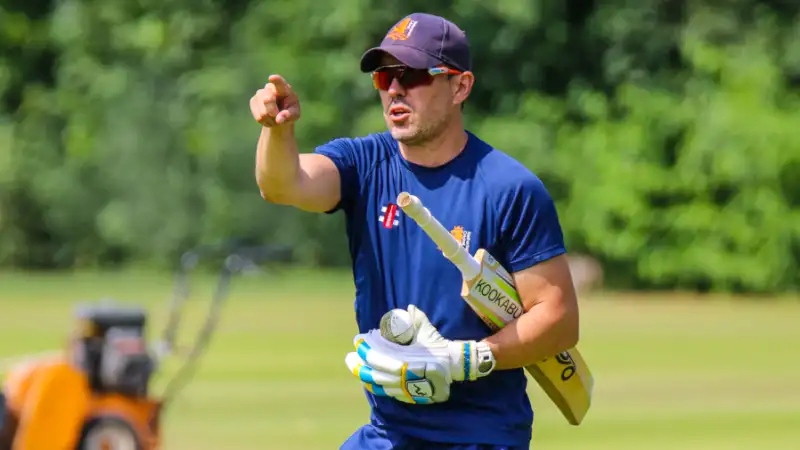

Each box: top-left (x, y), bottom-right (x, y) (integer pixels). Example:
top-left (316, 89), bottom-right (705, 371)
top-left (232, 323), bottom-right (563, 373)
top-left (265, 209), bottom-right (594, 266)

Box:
top-left (374, 54), bottom-right (465, 146)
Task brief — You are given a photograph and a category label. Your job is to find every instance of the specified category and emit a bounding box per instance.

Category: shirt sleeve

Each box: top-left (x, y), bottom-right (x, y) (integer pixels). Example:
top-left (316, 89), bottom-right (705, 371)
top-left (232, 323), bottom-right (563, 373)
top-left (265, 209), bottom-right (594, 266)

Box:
top-left (312, 137), bottom-right (362, 214)
top-left (497, 175), bottom-right (567, 274)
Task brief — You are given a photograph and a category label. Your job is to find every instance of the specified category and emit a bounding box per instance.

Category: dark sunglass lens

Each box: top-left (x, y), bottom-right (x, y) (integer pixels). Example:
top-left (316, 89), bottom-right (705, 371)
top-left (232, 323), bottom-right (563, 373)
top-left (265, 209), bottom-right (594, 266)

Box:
top-left (373, 71), bottom-right (391, 90)
top-left (399, 69), bottom-right (432, 88)
top-left (373, 67), bottom-right (404, 90)
top-left (372, 66), bottom-right (433, 90)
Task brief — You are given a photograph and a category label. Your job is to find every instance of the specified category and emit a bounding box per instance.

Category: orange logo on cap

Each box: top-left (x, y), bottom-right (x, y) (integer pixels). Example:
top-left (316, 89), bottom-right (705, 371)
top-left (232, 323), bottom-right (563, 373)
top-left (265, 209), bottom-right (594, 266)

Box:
top-left (387, 17), bottom-right (418, 41)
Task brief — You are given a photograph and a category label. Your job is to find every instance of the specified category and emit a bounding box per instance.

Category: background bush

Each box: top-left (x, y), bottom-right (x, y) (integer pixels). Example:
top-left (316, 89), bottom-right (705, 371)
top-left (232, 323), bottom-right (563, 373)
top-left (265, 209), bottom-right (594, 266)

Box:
top-left (1, 1), bottom-right (797, 293)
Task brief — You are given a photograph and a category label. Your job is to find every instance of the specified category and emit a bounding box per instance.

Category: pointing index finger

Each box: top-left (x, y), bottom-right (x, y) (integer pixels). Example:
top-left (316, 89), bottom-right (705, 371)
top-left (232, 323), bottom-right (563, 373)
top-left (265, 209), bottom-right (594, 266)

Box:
top-left (268, 74), bottom-right (291, 96)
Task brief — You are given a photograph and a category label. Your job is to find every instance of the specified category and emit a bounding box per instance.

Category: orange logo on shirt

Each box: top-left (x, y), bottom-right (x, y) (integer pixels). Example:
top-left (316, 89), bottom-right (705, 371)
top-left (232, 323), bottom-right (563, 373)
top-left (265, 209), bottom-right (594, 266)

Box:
top-left (450, 226), bottom-right (466, 246)
top-left (437, 225), bottom-right (471, 252)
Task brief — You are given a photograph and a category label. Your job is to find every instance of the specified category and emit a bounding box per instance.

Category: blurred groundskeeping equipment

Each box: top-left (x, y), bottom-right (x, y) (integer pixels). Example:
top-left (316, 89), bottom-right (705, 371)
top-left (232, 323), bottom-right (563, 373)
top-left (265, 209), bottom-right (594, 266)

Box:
top-left (0, 242), bottom-right (288, 450)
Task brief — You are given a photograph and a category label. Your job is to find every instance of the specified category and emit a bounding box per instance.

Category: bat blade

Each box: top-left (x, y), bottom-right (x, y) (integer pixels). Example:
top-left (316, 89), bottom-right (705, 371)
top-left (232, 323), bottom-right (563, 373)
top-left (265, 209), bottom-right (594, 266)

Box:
top-left (470, 249), bottom-right (594, 426)
top-left (526, 348), bottom-right (594, 425)
top-left (460, 249), bottom-right (524, 329)
top-left (397, 192), bottom-right (594, 426)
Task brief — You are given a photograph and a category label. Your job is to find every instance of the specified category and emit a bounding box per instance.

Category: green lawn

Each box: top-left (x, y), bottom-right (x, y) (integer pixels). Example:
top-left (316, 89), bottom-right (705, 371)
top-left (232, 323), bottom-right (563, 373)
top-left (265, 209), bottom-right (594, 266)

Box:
top-left (1, 269), bottom-right (798, 449)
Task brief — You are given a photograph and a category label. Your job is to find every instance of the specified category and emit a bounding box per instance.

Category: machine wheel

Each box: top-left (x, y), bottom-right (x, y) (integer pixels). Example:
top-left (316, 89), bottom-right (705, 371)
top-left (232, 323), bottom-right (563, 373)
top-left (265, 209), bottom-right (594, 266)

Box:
top-left (77, 416), bottom-right (141, 450)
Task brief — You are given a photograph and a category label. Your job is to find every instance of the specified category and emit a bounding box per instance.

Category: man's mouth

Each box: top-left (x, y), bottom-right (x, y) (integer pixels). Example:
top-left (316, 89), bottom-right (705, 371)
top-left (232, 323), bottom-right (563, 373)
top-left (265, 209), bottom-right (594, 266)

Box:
top-left (388, 105), bottom-right (412, 123)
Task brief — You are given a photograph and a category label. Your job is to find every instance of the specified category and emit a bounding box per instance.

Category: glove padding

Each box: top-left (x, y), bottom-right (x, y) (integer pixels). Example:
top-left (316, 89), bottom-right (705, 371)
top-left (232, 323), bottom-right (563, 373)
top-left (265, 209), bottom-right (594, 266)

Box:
top-left (345, 304), bottom-right (496, 405)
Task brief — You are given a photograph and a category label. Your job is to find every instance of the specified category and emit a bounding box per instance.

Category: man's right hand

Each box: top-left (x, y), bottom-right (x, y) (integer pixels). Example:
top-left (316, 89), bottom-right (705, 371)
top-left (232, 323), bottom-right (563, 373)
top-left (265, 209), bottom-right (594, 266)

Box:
top-left (250, 74), bottom-right (301, 127)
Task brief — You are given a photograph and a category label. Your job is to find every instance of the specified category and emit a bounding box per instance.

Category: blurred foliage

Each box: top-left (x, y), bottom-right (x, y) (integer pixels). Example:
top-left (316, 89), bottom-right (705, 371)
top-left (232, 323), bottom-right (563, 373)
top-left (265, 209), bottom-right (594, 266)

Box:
top-left (0, 0), bottom-right (798, 293)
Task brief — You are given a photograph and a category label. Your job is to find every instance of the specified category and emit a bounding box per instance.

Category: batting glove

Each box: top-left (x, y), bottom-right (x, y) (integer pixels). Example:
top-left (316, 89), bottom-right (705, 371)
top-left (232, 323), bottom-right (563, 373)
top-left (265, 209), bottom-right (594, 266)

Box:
top-left (344, 304), bottom-right (496, 404)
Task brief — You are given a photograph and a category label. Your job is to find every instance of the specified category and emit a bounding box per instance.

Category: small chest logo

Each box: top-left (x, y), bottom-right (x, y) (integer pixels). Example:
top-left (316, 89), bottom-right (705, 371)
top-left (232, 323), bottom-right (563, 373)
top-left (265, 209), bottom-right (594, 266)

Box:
top-left (379, 203), bottom-right (400, 229)
top-left (437, 225), bottom-right (471, 251)
top-left (451, 226), bottom-right (472, 250)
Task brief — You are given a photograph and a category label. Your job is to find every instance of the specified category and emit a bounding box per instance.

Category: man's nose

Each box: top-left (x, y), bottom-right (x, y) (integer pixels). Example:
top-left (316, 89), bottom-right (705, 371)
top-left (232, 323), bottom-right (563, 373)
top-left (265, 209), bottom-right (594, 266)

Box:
top-left (388, 78), bottom-right (406, 97)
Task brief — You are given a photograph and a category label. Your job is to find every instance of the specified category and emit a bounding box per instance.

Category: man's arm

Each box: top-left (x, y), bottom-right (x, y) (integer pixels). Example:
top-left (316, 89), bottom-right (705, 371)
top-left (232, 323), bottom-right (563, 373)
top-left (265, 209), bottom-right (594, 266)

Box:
top-left (482, 253), bottom-right (580, 370)
top-left (255, 125), bottom-right (341, 213)
top-left (251, 74), bottom-right (341, 213)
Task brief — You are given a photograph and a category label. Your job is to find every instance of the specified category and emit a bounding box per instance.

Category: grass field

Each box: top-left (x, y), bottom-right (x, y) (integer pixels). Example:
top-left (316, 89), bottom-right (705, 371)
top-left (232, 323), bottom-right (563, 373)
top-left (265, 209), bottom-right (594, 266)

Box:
top-left (1, 268), bottom-right (799, 449)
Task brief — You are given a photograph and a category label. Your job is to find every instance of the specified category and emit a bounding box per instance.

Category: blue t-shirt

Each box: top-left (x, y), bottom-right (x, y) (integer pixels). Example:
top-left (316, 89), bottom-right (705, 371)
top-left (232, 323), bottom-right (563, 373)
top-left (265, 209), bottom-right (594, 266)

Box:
top-left (314, 130), bottom-right (567, 446)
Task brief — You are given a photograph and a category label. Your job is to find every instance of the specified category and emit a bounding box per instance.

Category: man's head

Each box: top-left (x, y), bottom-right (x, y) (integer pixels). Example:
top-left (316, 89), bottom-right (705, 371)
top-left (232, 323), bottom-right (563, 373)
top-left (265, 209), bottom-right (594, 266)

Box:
top-left (360, 13), bottom-right (475, 146)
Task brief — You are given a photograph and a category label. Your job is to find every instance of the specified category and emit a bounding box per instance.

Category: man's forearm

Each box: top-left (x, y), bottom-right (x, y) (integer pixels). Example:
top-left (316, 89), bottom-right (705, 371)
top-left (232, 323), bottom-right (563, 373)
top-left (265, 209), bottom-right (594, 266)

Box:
top-left (482, 296), bottom-right (579, 371)
top-left (255, 125), bottom-right (300, 202)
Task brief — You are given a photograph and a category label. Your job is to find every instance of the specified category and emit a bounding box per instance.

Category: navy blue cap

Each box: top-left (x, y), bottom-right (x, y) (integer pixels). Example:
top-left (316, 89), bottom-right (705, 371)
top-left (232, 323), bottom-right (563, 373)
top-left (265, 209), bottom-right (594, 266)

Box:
top-left (360, 13), bottom-right (471, 73)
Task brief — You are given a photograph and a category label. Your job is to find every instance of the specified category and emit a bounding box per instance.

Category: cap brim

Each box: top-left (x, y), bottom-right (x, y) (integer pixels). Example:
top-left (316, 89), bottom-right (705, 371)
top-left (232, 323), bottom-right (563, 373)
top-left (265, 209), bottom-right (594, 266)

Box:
top-left (359, 45), bottom-right (441, 72)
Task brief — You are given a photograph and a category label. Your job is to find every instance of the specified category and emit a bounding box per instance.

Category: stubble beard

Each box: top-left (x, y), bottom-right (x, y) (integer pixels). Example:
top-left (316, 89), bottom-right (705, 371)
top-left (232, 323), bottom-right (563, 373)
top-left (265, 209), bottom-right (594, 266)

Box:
top-left (390, 112), bottom-right (451, 147)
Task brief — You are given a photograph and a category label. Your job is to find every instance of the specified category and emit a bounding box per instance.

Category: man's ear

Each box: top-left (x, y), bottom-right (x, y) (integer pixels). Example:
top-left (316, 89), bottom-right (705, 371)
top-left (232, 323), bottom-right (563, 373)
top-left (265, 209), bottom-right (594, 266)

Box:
top-left (452, 72), bottom-right (474, 107)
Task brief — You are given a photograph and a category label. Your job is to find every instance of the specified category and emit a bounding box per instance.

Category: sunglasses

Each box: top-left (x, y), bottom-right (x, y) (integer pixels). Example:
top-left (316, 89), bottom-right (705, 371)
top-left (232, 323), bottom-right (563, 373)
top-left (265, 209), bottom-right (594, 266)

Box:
top-left (371, 65), bottom-right (462, 91)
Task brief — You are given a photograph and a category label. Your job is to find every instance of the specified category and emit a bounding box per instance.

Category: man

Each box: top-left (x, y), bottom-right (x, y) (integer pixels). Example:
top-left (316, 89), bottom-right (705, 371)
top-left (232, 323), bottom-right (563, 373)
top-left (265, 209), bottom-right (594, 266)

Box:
top-left (251, 12), bottom-right (580, 450)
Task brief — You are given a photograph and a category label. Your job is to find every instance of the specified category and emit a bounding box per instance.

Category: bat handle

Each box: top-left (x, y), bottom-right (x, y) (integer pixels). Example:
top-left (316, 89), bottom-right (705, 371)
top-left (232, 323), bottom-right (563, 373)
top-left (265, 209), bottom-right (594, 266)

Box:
top-left (397, 192), bottom-right (480, 280)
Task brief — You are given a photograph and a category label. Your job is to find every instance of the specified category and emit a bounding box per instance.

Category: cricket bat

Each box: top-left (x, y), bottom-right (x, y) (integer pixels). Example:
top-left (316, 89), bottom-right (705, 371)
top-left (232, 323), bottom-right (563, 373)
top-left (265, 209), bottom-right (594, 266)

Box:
top-left (396, 192), bottom-right (594, 426)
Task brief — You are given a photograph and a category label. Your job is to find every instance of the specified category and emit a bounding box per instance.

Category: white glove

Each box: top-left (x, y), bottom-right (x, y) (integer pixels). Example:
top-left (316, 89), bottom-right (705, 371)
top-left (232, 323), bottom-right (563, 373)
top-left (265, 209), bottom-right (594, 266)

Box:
top-left (344, 304), bottom-right (496, 404)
